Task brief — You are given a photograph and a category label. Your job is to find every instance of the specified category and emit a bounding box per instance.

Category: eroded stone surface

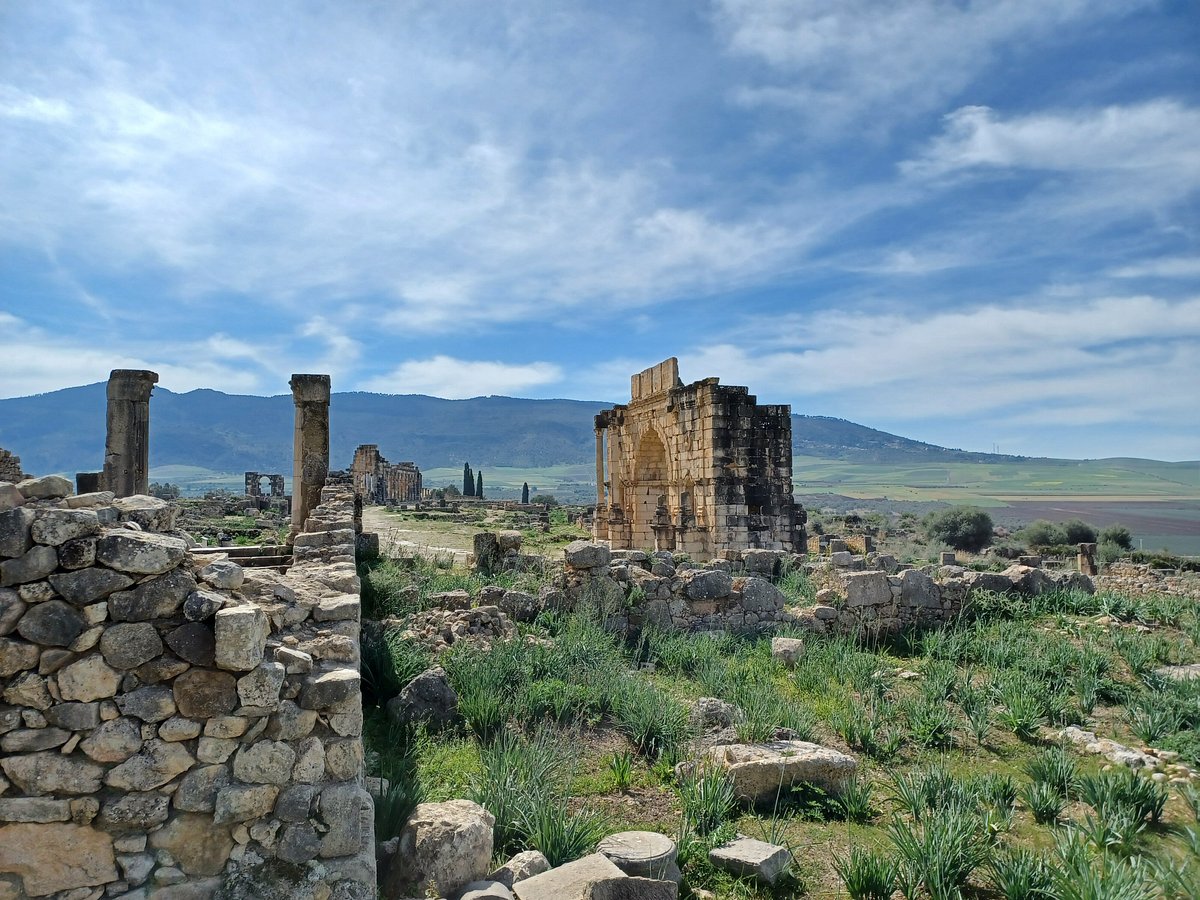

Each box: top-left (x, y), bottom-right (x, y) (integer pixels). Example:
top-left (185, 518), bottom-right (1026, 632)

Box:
top-left (0, 822), bottom-right (116, 896)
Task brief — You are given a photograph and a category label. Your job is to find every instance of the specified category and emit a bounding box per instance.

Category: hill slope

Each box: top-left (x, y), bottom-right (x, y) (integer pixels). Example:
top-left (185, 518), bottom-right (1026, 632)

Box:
top-left (0, 383), bottom-right (1192, 477)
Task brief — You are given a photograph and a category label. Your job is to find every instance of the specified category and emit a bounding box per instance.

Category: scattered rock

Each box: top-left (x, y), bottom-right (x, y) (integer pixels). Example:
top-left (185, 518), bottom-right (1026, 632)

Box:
top-left (387, 666), bottom-right (460, 729)
top-left (687, 740), bottom-right (857, 802)
top-left (769, 637), bottom-right (804, 668)
top-left (708, 837), bottom-right (791, 884)
top-left (385, 799), bottom-right (496, 899)
top-left (513, 853), bottom-right (626, 900)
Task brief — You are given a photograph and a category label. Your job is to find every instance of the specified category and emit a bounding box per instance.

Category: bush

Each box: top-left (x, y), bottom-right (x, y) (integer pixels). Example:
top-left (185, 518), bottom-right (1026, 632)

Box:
top-left (1100, 524), bottom-right (1133, 550)
top-left (1019, 520), bottom-right (1067, 549)
top-left (1063, 519), bottom-right (1099, 544)
top-left (922, 506), bottom-right (994, 552)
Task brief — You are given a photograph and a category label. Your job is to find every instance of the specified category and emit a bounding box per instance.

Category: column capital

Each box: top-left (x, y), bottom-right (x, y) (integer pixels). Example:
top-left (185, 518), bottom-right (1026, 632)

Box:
top-left (106, 369), bottom-right (158, 402)
top-left (290, 374), bottom-right (331, 403)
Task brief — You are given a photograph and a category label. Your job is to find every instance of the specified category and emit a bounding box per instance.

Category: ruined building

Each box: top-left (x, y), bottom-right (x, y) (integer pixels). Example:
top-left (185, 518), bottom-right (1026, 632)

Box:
top-left (0, 447), bottom-right (24, 483)
top-left (593, 358), bottom-right (804, 556)
top-left (350, 444), bottom-right (422, 504)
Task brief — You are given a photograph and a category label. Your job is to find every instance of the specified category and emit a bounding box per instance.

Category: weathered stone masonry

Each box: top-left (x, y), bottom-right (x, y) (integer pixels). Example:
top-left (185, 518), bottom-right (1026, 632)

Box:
top-left (350, 446), bottom-right (421, 505)
top-left (0, 475), bottom-right (373, 899)
top-left (594, 358), bottom-right (802, 557)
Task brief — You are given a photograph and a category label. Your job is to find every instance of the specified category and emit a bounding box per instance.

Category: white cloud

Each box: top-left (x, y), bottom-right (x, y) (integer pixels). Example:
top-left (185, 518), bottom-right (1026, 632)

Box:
top-left (359, 356), bottom-right (564, 399)
top-left (904, 102), bottom-right (1200, 181)
top-left (1109, 257), bottom-right (1200, 279)
top-left (711, 0), bottom-right (1147, 131)
top-left (678, 294), bottom-right (1200, 428)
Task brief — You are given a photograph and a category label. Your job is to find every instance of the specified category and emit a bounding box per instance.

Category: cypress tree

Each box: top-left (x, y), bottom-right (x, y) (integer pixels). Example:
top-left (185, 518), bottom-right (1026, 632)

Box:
top-left (476, 472), bottom-right (483, 500)
top-left (463, 463), bottom-right (474, 496)
top-left (521, 482), bottom-right (529, 504)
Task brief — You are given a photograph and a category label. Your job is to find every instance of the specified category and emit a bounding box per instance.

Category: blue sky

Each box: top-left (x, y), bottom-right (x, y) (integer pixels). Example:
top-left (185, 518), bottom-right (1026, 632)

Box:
top-left (1, 1), bottom-right (1197, 460)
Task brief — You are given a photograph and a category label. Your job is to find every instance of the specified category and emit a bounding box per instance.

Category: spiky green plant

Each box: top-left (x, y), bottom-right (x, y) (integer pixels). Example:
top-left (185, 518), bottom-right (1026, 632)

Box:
top-left (834, 846), bottom-right (897, 900)
top-left (1020, 781), bottom-right (1066, 825)
top-left (679, 763), bottom-right (737, 835)
top-left (986, 847), bottom-right (1054, 900)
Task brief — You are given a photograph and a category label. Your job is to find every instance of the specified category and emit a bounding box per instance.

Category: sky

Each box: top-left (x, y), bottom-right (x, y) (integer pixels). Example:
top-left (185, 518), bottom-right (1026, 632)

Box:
top-left (1, 1), bottom-right (1198, 461)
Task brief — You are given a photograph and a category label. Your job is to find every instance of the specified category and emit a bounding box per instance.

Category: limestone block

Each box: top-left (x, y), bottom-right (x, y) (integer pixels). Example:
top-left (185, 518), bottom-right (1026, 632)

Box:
top-left (174, 764), bottom-right (231, 813)
top-left (108, 567), bottom-right (196, 622)
top-left (0, 797), bottom-right (72, 823)
top-left (708, 837), bottom-right (790, 884)
top-left (149, 813), bottom-right (235, 876)
top-left (274, 783), bottom-right (317, 822)
top-left (96, 531), bottom-right (186, 576)
top-left (100, 622), bottom-right (164, 669)
top-left (899, 569), bottom-right (938, 608)
top-left (165, 622), bottom-right (215, 667)
top-left (460, 879), bottom-right (516, 900)
top-left (317, 782), bottom-right (372, 858)
top-left (16, 475), bottom-right (73, 501)
top-left (843, 572), bottom-right (891, 607)
top-left (213, 783), bottom-right (279, 825)
top-left (0, 590), bottom-right (25, 636)
top-left (0, 822), bottom-right (116, 896)
top-left (0, 727), bottom-right (71, 752)
top-left (183, 589), bottom-right (226, 622)
top-left (739, 578), bottom-right (785, 613)
top-left (159, 715), bottom-right (201, 741)
top-left (0, 482), bottom-right (24, 513)
top-left (325, 737), bottom-right (364, 780)
top-left (16, 581), bottom-right (53, 603)
top-left (0, 508), bottom-right (35, 558)
top-left (682, 569), bottom-right (732, 600)
top-left (16, 599), bottom-right (86, 647)
top-left (196, 737), bottom-right (237, 764)
top-left (0, 545), bottom-right (57, 587)
top-left (237, 661), bottom-right (285, 708)
top-left (48, 567), bottom-right (134, 605)
top-left (512, 853), bottom-right (626, 900)
top-left (117, 685), bottom-right (177, 723)
top-left (31, 509), bottom-right (100, 547)
top-left (488, 850), bottom-right (552, 888)
top-left (214, 606), bottom-right (268, 671)
top-left (564, 541), bottom-right (612, 569)
top-left (173, 668), bottom-right (238, 718)
top-left (0, 752), bottom-right (105, 795)
top-left (770, 637), bottom-right (804, 668)
top-left (291, 736), bottom-right (325, 783)
top-left (99, 791), bottom-right (171, 831)
top-left (104, 738), bottom-right (195, 791)
top-left (691, 740), bottom-right (857, 802)
top-left (65, 491), bottom-right (115, 509)
top-left (386, 666), bottom-right (456, 727)
top-left (112, 495), bottom-right (177, 532)
top-left (45, 702), bottom-right (100, 731)
top-left (233, 740), bottom-right (296, 785)
top-left (276, 822), bottom-right (322, 864)
top-left (265, 701), bottom-right (317, 740)
top-left (135, 654), bottom-right (189, 684)
top-left (0, 637), bottom-right (39, 677)
top-left (299, 667), bottom-right (360, 710)
top-left (57, 654), bottom-right (122, 702)
top-left (385, 799), bottom-right (495, 898)
top-left (4, 671), bottom-right (52, 709)
top-left (79, 717), bottom-right (143, 763)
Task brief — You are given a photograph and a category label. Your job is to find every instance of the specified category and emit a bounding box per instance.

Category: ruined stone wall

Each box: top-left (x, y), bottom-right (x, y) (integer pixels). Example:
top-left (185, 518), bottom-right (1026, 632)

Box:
top-left (795, 558), bottom-right (1095, 638)
top-left (562, 542), bottom-right (793, 633)
top-left (596, 359), bottom-right (801, 558)
top-left (350, 446), bottom-right (421, 505)
top-left (0, 450), bottom-right (24, 485)
top-left (1097, 562), bottom-right (1200, 601)
top-left (0, 476), bottom-right (373, 900)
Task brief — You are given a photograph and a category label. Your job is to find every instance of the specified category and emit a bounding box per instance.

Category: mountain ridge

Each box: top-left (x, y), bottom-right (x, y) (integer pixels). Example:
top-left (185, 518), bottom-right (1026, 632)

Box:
top-left (0, 382), bottom-right (1191, 477)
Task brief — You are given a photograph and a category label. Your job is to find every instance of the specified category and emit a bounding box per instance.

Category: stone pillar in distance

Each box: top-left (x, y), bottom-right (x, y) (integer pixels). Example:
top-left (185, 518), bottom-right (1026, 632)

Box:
top-left (102, 369), bottom-right (158, 497)
top-left (289, 374), bottom-right (331, 536)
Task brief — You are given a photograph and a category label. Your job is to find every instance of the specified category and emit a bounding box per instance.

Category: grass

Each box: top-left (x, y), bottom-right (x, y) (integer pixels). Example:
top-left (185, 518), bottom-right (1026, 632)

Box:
top-left (360, 547), bottom-right (1200, 898)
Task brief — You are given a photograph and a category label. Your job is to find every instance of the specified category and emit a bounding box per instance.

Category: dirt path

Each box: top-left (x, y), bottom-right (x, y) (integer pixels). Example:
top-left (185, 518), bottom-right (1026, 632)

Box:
top-left (361, 505), bottom-right (471, 567)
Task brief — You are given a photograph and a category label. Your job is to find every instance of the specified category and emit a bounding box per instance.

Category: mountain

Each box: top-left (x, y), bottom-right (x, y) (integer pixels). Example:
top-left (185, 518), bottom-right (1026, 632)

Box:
top-left (0, 382), bottom-right (1179, 477)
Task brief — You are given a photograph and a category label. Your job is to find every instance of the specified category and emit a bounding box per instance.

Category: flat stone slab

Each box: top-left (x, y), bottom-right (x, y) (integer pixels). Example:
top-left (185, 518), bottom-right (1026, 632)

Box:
top-left (514, 853), bottom-right (626, 900)
top-left (1156, 664), bottom-right (1200, 681)
top-left (692, 740), bottom-right (857, 802)
top-left (708, 837), bottom-right (791, 884)
top-left (597, 832), bottom-right (676, 879)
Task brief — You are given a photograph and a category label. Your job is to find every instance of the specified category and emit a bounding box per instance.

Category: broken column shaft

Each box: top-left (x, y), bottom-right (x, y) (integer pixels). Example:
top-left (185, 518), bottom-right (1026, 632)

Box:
top-left (102, 369), bottom-right (158, 498)
top-left (290, 374), bottom-right (331, 534)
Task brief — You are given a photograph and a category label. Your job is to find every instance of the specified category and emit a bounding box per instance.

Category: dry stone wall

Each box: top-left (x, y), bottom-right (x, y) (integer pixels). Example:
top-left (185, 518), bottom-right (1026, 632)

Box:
top-left (0, 475), bottom-right (373, 900)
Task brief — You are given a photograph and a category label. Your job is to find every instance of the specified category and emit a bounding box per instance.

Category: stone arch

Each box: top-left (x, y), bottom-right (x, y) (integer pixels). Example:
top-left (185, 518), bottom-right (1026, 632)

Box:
top-left (631, 428), bottom-right (670, 548)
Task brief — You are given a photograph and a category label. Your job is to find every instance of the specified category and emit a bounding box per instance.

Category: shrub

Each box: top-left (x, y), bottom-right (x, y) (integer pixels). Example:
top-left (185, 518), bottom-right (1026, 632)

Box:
top-left (922, 506), bottom-right (995, 552)
top-left (1019, 520), bottom-right (1068, 549)
top-left (609, 750), bottom-right (634, 792)
top-left (1063, 519), bottom-right (1099, 544)
top-left (837, 777), bottom-right (876, 823)
top-left (834, 847), bottom-right (897, 900)
top-left (1099, 524), bottom-right (1133, 550)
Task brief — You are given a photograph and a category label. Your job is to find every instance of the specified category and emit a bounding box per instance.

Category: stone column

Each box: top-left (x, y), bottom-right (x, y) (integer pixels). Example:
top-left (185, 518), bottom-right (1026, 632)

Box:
top-left (289, 374), bottom-right (331, 535)
top-left (102, 369), bottom-right (158, 497)
top-left (594, 428), bottom-right (606, 508)
top-left (1078, 542), bottom-right (1098, 576)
